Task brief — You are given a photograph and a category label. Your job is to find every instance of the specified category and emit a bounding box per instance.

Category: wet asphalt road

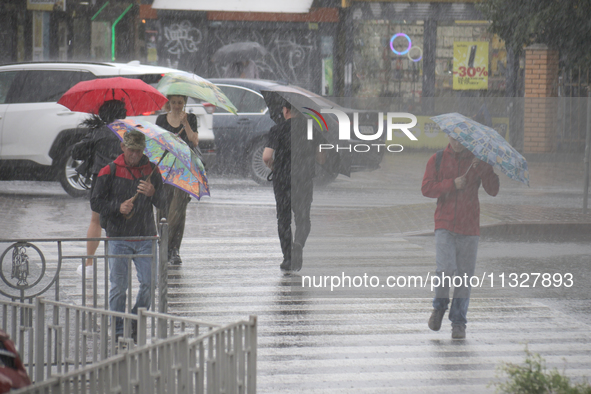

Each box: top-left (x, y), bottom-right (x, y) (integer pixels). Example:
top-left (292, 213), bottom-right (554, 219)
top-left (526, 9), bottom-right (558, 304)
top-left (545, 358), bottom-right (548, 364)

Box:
top-left (1, 152), bottom-right (591, 392)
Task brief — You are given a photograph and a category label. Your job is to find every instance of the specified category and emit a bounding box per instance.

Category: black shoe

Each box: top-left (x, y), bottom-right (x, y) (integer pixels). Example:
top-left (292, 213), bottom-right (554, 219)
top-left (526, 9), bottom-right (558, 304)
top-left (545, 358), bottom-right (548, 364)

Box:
top-left (291, 243), bottom-right (303, 272)
top-left (452, 325), bottom-right (466, 339)
top-left (428, 308), bottom-right (446, 331)
top-left (170, 248), bottom-right (182, 265)
top-left (280, 259), bottom-right (291, 271)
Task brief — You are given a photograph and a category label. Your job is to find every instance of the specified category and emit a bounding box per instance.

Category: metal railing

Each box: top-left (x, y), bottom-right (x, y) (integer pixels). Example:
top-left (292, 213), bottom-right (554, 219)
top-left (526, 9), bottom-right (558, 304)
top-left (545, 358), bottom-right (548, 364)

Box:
top-left (3, 298), bottom-right (257, 393)
top-left (0, 220), bottom-right (169, 313)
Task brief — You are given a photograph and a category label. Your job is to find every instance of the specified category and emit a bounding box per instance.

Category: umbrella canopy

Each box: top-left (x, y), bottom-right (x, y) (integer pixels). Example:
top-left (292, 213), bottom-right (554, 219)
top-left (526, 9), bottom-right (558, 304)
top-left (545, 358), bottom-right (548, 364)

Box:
top-left (157, 72), bottom-right (237, 115)
top-left (261, 89), bottom-right (350, 176)
top-left (107, 119), bottom-right (210, 200)
top-left (431, 112), bottom-right (529, 186)
top-left (212, 41), bottom-right (268, 64)
top-left (57, 77), bottom-right (168, 115)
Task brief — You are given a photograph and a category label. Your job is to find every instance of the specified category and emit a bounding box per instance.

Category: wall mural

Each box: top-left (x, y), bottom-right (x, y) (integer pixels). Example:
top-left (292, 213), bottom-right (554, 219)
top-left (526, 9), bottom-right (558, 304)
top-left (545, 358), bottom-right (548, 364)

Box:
top-left (210, 29), bottom-right (319, 92)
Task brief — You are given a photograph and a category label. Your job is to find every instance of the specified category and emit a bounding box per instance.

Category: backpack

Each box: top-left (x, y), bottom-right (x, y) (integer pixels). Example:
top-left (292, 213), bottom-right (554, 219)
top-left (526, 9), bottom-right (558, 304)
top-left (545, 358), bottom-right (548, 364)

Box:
top-left (72, 131), bottom-right (95, 183)
top-left (98, 162), bottom-right (116, 229)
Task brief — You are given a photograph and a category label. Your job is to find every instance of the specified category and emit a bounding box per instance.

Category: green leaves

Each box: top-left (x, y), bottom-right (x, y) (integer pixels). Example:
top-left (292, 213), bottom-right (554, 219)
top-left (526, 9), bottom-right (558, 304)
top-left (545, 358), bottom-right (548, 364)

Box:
top-left (479, 0), bottom-right (591, 67)
top-left (493, 348), bottom-right (591, 394)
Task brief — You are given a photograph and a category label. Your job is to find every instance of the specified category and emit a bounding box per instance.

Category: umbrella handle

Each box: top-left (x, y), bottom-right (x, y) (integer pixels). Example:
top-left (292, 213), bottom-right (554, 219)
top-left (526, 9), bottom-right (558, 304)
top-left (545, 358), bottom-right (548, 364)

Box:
top-left (123, 192), bottom-right (140, 220)
top-left (123, 151), bottom-right (167, 220)
top-left (462, 163), bottom-right (475, 178)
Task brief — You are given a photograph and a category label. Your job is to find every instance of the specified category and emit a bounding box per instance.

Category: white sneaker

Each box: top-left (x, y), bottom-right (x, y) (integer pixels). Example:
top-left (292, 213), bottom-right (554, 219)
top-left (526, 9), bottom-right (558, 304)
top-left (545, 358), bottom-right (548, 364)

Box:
top-left (76, 264), bottom-right (94, 278)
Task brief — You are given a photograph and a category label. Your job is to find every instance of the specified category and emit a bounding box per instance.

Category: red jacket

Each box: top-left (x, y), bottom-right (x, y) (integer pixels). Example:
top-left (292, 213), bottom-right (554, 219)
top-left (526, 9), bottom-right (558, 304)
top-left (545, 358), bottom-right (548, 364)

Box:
top-left (421, 145), bottom-right (499, 236)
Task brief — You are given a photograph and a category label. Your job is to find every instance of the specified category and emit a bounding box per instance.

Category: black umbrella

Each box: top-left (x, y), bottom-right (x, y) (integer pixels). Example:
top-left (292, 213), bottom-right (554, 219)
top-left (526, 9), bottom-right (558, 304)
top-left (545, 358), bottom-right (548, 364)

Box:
top-left (212, 42), bottom-right (268, 64)
top-left (260, 89), bottom-right (351, 176)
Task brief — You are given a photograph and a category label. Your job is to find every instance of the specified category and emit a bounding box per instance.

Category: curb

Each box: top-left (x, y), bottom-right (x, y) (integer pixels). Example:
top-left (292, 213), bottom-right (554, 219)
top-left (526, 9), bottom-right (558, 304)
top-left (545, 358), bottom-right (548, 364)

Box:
top-left (480, 222), bottom-right (591, 237)
top-left (405, 222), bottom-right (591, 238)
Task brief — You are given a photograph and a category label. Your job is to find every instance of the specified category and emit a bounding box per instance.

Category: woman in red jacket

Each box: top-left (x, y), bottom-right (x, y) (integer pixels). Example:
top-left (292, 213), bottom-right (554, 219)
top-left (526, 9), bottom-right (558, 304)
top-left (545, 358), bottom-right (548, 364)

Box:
top-left (422, 135), bottom-right (499, 339)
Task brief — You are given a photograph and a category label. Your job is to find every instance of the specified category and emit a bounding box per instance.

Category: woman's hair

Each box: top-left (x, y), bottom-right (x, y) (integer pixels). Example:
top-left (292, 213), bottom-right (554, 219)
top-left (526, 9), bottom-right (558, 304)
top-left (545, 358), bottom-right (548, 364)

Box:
top-left (81, 99), bottom-right (127, 129)
top-left (167, 95), bottom-right (188, 103)
top-left (99, 100), bottom-right (127, 123)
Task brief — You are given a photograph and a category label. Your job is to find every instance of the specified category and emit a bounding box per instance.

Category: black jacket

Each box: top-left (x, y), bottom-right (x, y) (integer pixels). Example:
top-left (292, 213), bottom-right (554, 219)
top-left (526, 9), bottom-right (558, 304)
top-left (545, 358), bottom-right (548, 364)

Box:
top-left (72, 124), bottom-right (122, 175)
top-left (90, 154), bottom-right (166, 237)
top-left (156, 113), bottom-right (198, 149)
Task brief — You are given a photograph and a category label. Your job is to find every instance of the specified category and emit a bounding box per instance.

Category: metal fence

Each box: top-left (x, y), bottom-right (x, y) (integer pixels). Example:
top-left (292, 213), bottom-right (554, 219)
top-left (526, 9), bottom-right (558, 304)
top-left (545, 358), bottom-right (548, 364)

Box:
top-left (557, 67), bottom-right (591, 152)
top-left (1, 225), bottom-right (258, 392)
top-left (0, 231), bottom-right (167, 311)
top-left (3, 298), bottom-right (257, 393)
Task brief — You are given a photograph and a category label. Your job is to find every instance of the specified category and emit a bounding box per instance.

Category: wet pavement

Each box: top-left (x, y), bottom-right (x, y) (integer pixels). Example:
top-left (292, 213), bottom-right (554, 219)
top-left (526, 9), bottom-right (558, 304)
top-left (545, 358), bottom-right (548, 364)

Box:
top-left (1, 150), bottom-right (591, 392)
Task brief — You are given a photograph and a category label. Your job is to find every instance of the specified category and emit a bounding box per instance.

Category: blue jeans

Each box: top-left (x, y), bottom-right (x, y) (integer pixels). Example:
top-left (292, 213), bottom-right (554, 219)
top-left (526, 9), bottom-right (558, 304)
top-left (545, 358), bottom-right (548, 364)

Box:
top-left (432, 229), bottom-right (479, 327)
top-left (108, 240), bottom-right (153, 335)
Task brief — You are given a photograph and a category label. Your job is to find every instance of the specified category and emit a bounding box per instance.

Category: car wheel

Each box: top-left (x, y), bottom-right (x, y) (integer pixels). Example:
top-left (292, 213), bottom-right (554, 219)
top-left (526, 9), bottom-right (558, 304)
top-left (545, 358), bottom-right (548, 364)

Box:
top-left (247, 139), bottom-right (272, 186)
top-left (57, 145), bottom-right (91, 198)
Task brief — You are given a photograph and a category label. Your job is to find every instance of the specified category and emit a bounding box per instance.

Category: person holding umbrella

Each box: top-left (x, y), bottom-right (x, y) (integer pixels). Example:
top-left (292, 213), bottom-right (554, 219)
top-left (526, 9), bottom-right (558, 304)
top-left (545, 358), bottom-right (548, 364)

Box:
top-left (90, 129), bottom-right (166, 341)
top-left (155, 95), bottom-right (198, 265)
top-left (421, 134), bottom-right (499, 339)
top-left (72, 100), bottom-right (127, 278)
top-left (263, 100), bottom-right (325, 272)
top-left (58, 76), bottom-right (168, 277)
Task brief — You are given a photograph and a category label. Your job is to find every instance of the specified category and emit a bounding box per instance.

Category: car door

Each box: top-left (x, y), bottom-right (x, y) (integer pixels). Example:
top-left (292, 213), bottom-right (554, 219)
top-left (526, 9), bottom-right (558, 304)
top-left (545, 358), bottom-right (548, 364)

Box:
top-left (213, 84), bottom-right (269, 170)
top-left (0, 70), bottom-right (19, 160)
top-left (1, 69), bottom-right (94, 165)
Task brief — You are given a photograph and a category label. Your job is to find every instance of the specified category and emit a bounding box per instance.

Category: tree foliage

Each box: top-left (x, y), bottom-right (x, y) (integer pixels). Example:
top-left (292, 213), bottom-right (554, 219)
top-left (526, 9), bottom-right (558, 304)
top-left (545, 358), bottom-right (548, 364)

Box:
top-left (479, 0), bottom-right (591, 67)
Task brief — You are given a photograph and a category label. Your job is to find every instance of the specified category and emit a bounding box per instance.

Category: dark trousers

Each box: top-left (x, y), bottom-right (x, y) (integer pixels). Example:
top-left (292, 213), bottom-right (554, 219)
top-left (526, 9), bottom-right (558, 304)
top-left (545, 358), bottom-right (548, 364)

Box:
top-left (273, 178), bottom-right (313, 262)
top-left (157, 184), bottom-right (191, 253)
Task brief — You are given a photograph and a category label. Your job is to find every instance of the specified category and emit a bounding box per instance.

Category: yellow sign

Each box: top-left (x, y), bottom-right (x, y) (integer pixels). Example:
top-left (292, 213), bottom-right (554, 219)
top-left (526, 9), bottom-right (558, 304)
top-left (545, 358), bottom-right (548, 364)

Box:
top-left (453, 41), bottom-right (488, 90)
top-left (27, 0), bottom-right (64, 11)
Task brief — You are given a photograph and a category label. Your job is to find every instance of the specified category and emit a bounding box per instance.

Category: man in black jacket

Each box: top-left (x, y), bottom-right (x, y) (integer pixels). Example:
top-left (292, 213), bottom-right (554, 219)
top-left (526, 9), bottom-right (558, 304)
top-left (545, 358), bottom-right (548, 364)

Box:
top-left (263, 102), bottom-right (324, 272)
top-left (91, 129), bottom-right (166, 340)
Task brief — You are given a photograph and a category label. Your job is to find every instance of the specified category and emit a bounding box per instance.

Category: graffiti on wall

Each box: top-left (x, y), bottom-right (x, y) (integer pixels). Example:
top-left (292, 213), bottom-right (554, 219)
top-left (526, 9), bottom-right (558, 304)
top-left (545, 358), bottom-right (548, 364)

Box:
top-left (211, 30), bottom-right (318, 92)
top-left (162, 20), bottom-right (203, 69)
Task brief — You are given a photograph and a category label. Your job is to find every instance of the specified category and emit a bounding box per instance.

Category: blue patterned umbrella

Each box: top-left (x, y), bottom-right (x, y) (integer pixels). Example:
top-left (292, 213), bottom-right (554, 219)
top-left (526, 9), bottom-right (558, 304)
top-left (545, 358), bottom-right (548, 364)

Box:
top-left (431, 113), bottom-right (529, 186)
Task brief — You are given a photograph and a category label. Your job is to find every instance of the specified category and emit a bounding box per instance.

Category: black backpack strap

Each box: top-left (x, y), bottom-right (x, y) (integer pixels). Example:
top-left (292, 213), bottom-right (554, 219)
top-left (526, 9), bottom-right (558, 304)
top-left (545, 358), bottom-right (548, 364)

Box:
top-left (109, 162), bottom-right (116, 178)
top-left (99, 162), bottom-right (117, 230)
top-left (435, 149), bottom-right (443, 178)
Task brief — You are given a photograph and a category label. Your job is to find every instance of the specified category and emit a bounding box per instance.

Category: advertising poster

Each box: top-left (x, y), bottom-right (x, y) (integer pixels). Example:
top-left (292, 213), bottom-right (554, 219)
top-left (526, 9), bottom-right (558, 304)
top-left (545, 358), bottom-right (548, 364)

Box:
top-left (453, 41), bottom-right (489, 90)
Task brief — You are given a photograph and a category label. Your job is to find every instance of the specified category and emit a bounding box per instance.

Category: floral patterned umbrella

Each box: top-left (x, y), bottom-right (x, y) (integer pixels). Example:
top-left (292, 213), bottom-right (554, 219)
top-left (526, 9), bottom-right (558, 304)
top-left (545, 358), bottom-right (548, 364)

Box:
top-left (107, 119), bottom-right (210, 200)
top-left (157, 72), bottom-right (237, 115)
top-left (431, 112), bottom-right (529, 186)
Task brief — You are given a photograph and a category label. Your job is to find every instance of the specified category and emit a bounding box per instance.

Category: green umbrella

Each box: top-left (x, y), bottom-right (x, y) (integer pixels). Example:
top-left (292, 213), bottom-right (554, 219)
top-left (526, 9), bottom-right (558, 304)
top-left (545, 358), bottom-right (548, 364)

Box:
top-left (157, 72), bottom-right (237, 115)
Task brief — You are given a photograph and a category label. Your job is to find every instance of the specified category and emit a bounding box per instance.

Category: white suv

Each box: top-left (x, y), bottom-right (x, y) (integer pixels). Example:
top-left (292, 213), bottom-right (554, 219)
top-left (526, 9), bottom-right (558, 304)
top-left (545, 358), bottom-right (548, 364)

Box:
top-left (0, 61), bottom-right (214, 197)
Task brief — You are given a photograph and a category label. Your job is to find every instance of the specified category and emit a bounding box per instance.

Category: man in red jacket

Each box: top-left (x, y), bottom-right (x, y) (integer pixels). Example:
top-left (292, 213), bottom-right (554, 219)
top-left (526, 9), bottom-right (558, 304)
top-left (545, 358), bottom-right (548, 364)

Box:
top-left (421, 135), bottom-right (499, 339)
top-left (91, 129), bottom-right (166, 342)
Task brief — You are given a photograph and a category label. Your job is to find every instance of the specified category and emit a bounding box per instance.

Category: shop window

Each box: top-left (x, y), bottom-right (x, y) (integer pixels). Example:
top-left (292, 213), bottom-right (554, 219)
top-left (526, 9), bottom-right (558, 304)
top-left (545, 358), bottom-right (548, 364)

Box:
top-left (435, 22), bottom-right (507, 96)
top-left (352, 19), bottom-right (508, 100)
top-left (353, 20), bottom-right (424, 103)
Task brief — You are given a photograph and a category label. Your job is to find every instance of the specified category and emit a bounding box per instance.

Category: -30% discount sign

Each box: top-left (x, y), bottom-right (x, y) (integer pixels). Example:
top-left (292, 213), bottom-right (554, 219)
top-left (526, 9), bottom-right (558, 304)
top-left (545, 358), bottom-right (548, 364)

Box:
top-left (453, 41), bottom-right (489, 90)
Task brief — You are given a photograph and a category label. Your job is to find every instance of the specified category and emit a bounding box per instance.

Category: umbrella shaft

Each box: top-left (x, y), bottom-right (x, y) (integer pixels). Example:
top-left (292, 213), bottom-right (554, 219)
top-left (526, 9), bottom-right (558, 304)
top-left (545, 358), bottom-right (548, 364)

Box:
top-left (462, 164), bottom-right (474, 177)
